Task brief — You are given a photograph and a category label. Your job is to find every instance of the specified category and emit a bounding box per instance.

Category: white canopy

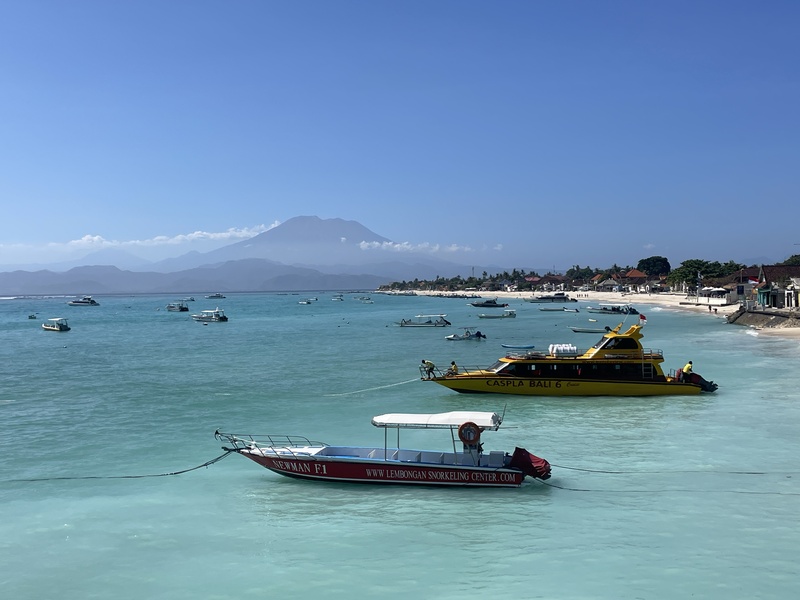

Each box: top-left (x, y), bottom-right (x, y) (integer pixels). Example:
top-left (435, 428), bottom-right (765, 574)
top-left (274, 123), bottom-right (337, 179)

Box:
top-left (371, 411), bottom-right (502, 430)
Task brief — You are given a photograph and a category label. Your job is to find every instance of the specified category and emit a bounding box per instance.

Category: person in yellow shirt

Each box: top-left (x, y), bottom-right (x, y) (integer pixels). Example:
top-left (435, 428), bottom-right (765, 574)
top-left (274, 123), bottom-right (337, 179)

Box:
top-left (682, 361), bottom-right (693, 382)
top-left (446, 361), bottom-right (458, 376)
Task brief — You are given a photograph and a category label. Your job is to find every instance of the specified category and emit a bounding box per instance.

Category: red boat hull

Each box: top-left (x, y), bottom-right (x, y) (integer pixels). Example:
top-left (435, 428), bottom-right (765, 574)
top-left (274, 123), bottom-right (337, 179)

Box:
top-left (241, 453), bottom-right (528, 487)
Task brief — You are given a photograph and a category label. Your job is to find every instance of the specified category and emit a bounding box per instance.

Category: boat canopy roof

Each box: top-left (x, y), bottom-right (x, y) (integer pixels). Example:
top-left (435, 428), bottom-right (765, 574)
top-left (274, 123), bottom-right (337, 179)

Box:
top-left (414, 314), bottom-right (447, 318)
top-left (372, 411), bottom-right (501, 430)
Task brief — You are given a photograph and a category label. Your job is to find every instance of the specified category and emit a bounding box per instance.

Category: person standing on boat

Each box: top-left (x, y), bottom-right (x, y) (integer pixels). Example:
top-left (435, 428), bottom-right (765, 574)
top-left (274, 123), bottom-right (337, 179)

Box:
top-left (421, 359), bottom-right (436, 380)
top-left (682, 361), bottom-right (693, 382)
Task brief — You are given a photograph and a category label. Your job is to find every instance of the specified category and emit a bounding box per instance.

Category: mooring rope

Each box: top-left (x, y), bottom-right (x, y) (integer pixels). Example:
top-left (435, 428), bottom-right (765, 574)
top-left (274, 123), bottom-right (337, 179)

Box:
top-left (534, 478), bottom-right (800, 496)
top-left (324, 378), bottom-right (419, 397)
top-left (549, 463), bottom-right (784, 475)
top-left (8, 451), bottom-right (234, 483)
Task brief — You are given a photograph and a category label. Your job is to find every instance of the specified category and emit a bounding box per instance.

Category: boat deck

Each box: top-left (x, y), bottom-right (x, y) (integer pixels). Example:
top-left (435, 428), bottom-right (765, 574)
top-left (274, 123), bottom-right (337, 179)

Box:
top-left (231, 440), bottom-right (507, 468)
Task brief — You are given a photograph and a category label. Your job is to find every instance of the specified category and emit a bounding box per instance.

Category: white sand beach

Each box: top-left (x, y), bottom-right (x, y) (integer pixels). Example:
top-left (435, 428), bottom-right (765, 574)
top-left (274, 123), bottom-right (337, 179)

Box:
top-left (415, 289), bottom-right (800, 340)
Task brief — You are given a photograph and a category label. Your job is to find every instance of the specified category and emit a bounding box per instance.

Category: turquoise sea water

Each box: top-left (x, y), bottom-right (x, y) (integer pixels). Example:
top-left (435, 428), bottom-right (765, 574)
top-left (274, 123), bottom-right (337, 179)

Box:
top-left (1, 292), bottom-right (799, 599)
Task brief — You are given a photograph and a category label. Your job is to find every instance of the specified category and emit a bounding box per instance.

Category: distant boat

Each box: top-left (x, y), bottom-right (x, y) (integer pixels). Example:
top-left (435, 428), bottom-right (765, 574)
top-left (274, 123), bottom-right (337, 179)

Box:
top-left (478, 309), bottom-right (516, 319)
top-left (205, 293), bottom-right (226, 299)
top-left (397, 314), bottom-right (451, 327)
top-left (42, 317), bottom-right (70, 332)
top-left (585, 304), bottom-right (639, 315)
top-left (569, 326), bottom-right (612, 334)
top-left (445, 327), bottom-right (487, 341)
top-left (192, 308), bottom-right (228, 322)
top-left (469, 298), bottom-right (508, 308)
top-left (68, 295), bottom-right (99, 306)
top-left (501, 344), bottom-right (535, 349)
top-left (524, 292), bottom-right (577, 303)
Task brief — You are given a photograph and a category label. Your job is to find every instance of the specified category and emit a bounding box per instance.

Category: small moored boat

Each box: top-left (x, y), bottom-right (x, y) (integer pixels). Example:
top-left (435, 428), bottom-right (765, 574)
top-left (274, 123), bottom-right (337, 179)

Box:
top-left (191, 308), bottom-right (228, 322)
top-left (524, 292), bottom-right (577, 303)
top-left (397, 314), bottom-right (451, 327)
top-left (445, 327), bottom-right (487, 341)
top-left (215, 411), bottom-right (551, 488)
top-left (166, 301), bottom-right (189, 312)
top-left (478, 309), bottom-right (516, 319)
top-left (469, 298), bottom-right (509, 308)
top-left (42, 317), bottom-right (70, 332)
top-left (585, 303), bottom-right (639, 315)
top-left (570, 326), bottom-right (612, 333)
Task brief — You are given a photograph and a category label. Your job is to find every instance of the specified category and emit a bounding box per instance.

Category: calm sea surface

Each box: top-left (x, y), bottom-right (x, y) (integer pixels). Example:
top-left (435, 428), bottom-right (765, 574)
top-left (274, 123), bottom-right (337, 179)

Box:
top-left (1, 292), bottom-right (799, 599)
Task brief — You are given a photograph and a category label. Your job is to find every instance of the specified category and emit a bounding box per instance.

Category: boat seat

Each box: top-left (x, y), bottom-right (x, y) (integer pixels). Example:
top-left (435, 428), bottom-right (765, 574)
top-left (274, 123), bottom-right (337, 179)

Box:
top-left (488, 451), bottom-right (505, 467)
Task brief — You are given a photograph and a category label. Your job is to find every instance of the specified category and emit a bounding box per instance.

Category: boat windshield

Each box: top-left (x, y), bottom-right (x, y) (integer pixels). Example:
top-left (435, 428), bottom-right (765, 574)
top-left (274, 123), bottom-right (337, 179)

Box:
top-left (591, 336), bottom-right (640, 351)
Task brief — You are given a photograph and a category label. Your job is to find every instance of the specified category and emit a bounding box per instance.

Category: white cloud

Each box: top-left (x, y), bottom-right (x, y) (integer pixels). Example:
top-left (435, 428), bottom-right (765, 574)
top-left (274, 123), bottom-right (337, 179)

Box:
top-left (0, 223), bottom-right (279, 266)
top-left (358, 241), bottom-right (483, 255)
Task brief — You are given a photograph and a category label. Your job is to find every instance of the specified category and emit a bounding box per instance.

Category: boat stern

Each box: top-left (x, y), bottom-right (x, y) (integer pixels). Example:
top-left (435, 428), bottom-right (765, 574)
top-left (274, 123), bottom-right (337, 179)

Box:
top-left (509, 447), bottom-right (551, 480)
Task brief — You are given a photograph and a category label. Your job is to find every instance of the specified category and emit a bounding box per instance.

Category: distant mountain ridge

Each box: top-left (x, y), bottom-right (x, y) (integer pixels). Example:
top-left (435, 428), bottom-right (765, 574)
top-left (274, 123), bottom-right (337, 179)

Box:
top-left (0, 217), bottom-right (473, 294)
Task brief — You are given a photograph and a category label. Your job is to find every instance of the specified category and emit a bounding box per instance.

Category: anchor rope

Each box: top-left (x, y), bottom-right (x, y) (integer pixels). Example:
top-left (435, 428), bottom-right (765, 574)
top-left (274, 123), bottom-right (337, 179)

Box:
top-left (548, 463), bottom-right (793, 476)
top-left (7, 451), bottom-right (234, 483)
top-left (533, 478), bottom-right (800, 496)
top-left (324, 378), bottom-right (419, 397)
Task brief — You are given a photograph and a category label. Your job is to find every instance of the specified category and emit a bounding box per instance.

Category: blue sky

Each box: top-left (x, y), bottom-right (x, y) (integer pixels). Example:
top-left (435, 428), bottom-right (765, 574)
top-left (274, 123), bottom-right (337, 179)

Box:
top-left (1, 1), bottom-right (798, 271)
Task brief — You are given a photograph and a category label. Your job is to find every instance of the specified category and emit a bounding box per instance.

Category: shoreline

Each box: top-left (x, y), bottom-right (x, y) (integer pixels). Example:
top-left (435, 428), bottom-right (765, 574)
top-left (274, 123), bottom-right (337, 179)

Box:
top-left (412, 290), bottom-right (800, 340)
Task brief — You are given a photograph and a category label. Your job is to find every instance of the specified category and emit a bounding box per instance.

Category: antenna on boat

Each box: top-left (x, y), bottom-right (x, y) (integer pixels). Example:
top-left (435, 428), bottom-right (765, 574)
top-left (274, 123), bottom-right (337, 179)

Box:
top-left (500, 403), bottom-right (507, 424)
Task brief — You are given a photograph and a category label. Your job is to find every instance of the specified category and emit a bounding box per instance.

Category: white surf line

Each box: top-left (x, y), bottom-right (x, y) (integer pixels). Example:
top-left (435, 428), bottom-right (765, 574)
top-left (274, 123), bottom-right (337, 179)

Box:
top-left (324, 379), bottom-right (420, 397)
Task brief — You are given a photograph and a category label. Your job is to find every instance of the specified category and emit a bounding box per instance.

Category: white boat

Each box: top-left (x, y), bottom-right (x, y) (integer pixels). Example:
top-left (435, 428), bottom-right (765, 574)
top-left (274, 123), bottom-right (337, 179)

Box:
top-left (397, 314), bottom-right (451, 327)
top-left (205, 293), bottom-right (226, 299)
top-left (468, 298), bottom-right (509, 308)
top-left (166, 301), bottom-right (189, 312)
top-left (42, 317), bottom-right (70, 332)
top-left (524, 292), bottom-right (577, 303)
top-left (191, 307), bottom-right (228, 322)
top-left (215, 411), bottom-right (551, 488)
top-left (67, 295), bottom-right (99, 306)
top-left (585, 303), bottom-right (639, 315)
top-left (569, 326), bottom-right (612, 333)
top-left (445, 327), bottom-right (487, 341)
top-left (478, 309), bottom-right (516, 319)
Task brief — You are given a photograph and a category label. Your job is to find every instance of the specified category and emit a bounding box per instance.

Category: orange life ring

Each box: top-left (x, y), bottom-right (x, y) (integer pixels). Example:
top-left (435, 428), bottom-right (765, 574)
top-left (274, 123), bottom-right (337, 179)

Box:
top-left (458, 421), bottom-right (482, 445)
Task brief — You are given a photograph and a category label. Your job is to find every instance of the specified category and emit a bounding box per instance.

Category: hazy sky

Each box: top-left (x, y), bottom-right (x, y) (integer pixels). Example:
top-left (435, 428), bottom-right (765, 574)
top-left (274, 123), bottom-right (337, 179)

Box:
top-left (1, 1), bottom-right (798, 271)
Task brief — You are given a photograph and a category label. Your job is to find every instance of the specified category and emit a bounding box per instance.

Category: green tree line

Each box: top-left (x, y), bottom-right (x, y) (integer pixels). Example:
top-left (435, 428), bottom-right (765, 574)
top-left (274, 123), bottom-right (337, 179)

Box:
top-left (380, 254), bottom-right (800, 292)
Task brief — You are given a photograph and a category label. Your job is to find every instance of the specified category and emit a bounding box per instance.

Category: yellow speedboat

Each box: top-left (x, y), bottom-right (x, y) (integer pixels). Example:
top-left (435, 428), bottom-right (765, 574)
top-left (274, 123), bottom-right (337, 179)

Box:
top-left (429, 323), bottom-right (717, 396)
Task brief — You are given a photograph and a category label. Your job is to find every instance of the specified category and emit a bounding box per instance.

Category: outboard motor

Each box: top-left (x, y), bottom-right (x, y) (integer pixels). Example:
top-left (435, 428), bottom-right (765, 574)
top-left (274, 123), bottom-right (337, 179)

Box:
top-left (509, 447), bottom-right (551, 480)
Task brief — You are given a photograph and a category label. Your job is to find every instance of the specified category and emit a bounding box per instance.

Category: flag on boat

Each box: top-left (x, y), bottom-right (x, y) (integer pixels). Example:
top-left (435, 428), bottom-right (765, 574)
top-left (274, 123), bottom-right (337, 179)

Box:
top-left (639, 313), bottom-right (647, 325)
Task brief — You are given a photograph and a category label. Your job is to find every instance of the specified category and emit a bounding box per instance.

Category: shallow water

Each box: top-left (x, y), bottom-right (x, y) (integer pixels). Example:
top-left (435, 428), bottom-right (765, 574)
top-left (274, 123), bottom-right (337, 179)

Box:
top-left (2, 293), bottom-right (798, 599)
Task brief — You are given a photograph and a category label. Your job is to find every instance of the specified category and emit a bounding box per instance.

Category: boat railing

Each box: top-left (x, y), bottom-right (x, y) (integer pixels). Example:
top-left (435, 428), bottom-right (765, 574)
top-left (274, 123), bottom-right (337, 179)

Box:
top-left (215, 431), bottom-right (328, 454)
